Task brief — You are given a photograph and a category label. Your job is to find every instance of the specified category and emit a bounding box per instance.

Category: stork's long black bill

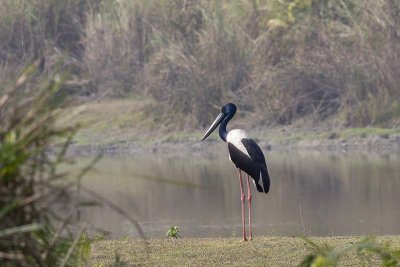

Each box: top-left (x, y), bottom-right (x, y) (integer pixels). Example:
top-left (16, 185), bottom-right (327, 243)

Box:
top-left (201, 113), bottom-right (224, 141)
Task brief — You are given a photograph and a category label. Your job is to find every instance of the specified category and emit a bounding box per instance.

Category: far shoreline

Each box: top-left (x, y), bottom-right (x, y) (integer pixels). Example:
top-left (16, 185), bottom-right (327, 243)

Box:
top-left (67, 131), bottom-right (400, 157)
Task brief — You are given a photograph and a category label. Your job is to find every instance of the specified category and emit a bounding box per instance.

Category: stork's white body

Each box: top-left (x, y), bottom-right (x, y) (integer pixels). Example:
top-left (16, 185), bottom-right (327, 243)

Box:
top-left (227, 129), bottom-right (250, 158)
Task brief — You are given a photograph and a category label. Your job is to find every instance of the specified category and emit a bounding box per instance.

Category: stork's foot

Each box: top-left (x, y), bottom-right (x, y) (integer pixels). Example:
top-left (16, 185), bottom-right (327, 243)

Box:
top-left (242, 237), bottom-right (248, 242)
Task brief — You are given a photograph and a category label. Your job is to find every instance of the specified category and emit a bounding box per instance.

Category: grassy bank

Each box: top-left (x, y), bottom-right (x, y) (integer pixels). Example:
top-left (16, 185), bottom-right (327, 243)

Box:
top-left (90, 236), bottom-right (400, 266)
top-left (64, 99), bottom-right (400, 154)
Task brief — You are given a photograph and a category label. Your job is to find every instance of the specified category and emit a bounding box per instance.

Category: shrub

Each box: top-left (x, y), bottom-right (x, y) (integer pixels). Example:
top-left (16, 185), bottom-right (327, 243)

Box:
top-left (0, 60), bottom-right (91, 266)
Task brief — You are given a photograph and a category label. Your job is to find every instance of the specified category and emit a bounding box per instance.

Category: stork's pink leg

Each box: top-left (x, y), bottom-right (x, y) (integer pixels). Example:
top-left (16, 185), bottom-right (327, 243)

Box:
top-left (238, 169), bottom-right (247, 241)
top-left (246, 174), bottom-right (253, 241)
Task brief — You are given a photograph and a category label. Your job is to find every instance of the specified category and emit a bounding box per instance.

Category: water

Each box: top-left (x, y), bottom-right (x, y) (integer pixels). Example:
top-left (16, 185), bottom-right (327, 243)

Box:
top-left (79, 150), bottom-right (400, 238)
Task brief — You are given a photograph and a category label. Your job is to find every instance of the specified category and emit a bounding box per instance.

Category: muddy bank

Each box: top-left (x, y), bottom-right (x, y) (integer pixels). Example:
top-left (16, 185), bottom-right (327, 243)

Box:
top-left (67, 134), bottom-right (400, 157)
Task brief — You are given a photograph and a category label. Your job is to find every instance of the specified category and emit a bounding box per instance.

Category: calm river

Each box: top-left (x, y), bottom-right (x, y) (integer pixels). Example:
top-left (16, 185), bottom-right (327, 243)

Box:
top-left (79, 150), bottom-right (400, 238)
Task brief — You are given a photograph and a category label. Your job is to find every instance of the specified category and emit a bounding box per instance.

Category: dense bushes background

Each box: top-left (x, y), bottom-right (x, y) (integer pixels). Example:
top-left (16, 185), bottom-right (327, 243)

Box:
top-left (1, 0), bottom-right (399, 129)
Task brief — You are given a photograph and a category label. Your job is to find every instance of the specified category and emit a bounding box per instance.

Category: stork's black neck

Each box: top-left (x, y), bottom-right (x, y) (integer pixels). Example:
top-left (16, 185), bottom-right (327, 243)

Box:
top-left (219, 113), bottom-right (234, 142)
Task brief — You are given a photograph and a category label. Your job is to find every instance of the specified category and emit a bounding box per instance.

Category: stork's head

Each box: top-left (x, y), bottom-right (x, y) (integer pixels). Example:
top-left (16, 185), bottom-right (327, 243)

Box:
top-left (222, 103), bottom-right (237, 116)
top-left (201, 103), bottom-right (236, 142)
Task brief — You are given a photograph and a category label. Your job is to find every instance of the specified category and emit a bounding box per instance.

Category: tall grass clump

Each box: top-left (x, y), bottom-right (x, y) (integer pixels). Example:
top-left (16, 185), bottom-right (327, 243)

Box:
top-left (248, 0), bottom-right (400, 126)
top-left (1, 0), bottom-right (400, 129)
top-left (82, 0), bottom-right (400, 128)
top-left (0, 61), bottom-right (91, 266)
top-left (84, 0), bottom-right (249, 128)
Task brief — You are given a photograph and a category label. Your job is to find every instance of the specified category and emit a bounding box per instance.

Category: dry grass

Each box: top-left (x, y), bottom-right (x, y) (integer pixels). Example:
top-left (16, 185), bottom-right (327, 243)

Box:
top-left (1, 0), bottom-right (400, 129)
top-left (90, 236), bottom-right (400, 267)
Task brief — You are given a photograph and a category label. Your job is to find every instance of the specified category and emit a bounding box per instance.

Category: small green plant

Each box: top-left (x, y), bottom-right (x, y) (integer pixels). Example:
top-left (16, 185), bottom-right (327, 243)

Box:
top-left (166, 226), bottom-right (181, 239)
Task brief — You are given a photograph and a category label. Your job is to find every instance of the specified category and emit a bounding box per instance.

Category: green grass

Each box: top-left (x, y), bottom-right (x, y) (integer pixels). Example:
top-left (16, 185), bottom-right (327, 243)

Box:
top-left (62, 99), bottom-right (400, 150)
top-left (62, 98), bottom-right (158, 145)
top-left (260, 127), bottom-right (400, 146)
top-left (90, 236), bottom-right (400, 267)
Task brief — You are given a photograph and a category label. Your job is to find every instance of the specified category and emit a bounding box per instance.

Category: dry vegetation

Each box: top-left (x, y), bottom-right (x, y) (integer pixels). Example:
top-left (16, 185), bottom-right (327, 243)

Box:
top-left (1, 0), bottom-right (400, 130)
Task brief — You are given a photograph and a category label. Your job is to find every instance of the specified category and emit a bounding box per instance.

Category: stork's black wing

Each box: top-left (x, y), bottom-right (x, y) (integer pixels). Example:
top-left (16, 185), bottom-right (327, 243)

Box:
top-left (228, 138), bottom-right (270, 193)
top-left (241, 139), bottom-right (266, 167)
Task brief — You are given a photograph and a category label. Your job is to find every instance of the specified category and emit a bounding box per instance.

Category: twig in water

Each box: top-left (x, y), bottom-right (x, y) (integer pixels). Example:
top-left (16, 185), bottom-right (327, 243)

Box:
top-left (81, 185), bottom-right (150, 255)
top-left (297, 195), bottom-right (306, 235)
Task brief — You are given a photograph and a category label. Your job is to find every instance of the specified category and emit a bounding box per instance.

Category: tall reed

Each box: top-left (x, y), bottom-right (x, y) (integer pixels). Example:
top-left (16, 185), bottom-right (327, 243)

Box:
top-left (1, 0), bottom-right (400, 128)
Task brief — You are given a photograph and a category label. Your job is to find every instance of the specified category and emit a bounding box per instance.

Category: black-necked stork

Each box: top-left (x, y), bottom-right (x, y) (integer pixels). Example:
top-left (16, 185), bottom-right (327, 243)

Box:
top-left (201, 103), bottom-right (270, 241)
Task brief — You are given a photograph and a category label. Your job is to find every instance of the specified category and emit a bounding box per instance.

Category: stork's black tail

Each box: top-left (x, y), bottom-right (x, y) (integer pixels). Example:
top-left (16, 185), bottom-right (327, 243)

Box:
top-left (260, 165), bottom-right (270, 194)
top-left (255, 181), bottom-right (263, 193)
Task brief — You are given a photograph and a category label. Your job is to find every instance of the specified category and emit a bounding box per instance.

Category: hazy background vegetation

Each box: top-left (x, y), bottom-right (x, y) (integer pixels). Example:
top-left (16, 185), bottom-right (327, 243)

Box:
top-left (1, 0), bottom-right (400, 131)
